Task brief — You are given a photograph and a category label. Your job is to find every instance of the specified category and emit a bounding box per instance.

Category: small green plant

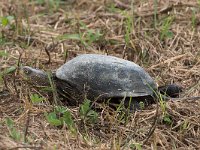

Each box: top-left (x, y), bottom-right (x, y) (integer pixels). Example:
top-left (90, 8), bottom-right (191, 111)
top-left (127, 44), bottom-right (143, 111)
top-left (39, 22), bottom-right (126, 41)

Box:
top-left (160, 16), bottom-right (174, 40)
top-left (57, 34), bottom-right (81, 41)
top-left (157, 94), bottom-right (173, 125)
top-left (45, 111), bottom-right (62, 126)
top-left (106, 3), bottom-right (122, 13)
top-left (0, 51), bottom-right (8, 57)
top-left (45, 106), bottom-right (76, 133)
top-left (153, 0), bottom-right (158, 28)
top-left (79, 99), bottom-right (98, 124)
top-left (146, 83), bottom-right (172, 125)
top-left (107, 1), bottom-right (135, 46)
top-left (0, 16), bottom-right (14, 45)
top-left (179, 119), bottom-right (189, 132)
top-left (163, 113), bottom-right (172, 125)
top-left (57, 21), bottom-right (103, 47)
top-left (191, 8), bottom-right (197, 29)
top-left (114, 98), bottom-right (131, 124)
top-left (139, 101), bottom-right (145, 110)
top-left (130, 143), bottom-right (142, 150)
top-left (124, 13), bottom-right (133, 46)
top-left (0, 66), bottom-right (16, 78)
top-left (159, 96), bottom-right (167, 113)
top-left (5, 118), bottom-right (21, 141)
top-left (79, 21), bottom-right (103, 46)
top-left (0, 66), bottom-right (16, 86)
top-left (0, 16), bottom-right (14, 27)
top-left (30, 93), bottom-right (45, 104)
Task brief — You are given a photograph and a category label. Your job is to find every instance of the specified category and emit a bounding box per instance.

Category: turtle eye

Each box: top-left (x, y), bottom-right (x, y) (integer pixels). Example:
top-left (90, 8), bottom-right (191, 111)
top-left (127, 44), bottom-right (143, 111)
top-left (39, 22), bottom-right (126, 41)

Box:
top-left (23, 68), bottom-right (32, 75)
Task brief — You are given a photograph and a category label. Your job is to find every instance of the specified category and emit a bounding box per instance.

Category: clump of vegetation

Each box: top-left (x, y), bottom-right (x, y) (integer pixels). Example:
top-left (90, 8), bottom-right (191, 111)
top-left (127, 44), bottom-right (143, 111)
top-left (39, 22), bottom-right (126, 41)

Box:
top-left (5, 118), bottom-right (22, 142)
top-left (45, 106), bottom-right (76, 134)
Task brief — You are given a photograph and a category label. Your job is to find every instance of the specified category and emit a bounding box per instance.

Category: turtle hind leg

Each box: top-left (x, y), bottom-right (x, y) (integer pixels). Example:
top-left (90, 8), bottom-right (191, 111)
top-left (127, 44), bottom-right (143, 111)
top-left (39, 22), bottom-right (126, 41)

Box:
top-left (107, 96), bottom-right (154, 112)
top-left (158, 84), bottom-right (183, 98)
top-left (123, 96), bottom-right (154, 111)
top-left (55, 78), bottom-right (84, 106)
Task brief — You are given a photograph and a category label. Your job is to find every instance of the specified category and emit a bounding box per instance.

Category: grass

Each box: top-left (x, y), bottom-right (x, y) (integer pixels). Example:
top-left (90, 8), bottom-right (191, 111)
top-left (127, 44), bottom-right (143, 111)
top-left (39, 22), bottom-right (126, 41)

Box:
top-left (0, 0), bottom-right (200, 149)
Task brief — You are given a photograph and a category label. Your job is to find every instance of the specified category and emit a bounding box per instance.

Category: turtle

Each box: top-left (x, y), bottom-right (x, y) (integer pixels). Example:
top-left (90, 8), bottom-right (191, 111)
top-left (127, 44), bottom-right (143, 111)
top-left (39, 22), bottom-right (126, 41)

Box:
top-left (20, 54), bottom-right (182, 110)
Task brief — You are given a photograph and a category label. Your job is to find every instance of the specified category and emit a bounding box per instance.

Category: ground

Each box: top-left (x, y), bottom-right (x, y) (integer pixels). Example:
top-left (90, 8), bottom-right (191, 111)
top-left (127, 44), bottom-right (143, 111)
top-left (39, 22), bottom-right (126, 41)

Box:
top-left (0, 0), bottom-right (200, 149)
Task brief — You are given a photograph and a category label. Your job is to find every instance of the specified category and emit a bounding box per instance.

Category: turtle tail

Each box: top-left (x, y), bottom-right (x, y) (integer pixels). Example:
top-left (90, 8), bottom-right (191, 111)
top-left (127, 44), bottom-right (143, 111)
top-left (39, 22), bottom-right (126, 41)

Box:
top-left (158, 84), bottom-right (183, 98)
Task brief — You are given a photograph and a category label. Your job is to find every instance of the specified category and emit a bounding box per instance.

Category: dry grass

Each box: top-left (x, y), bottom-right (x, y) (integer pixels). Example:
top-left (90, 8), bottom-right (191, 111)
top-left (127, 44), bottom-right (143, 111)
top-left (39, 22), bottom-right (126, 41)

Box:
top-left (0, 0), bottom-right (200, 149)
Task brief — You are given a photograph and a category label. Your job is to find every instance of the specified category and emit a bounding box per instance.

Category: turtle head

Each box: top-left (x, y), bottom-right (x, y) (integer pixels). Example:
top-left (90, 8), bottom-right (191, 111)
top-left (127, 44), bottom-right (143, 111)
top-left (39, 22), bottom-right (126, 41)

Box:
top-left (19, 66), bottom-right (50, 87)
top-left (158, 84), bottom-right (183, 98)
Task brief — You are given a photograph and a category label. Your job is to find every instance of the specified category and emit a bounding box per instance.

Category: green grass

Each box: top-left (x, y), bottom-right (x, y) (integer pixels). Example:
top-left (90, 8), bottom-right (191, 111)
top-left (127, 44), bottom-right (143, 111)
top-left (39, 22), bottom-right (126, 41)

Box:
top-left (153, 0), bottom-right (158, 28)
top-left (191, 8), bottom-right (197, 29)
top-left (124, 12), bottom-right (134, 46)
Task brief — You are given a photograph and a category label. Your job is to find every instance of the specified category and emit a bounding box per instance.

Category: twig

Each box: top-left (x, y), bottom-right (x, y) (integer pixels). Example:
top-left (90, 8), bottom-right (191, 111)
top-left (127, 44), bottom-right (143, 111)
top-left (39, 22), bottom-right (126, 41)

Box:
top-left (45, 38), bottom-right (59, 64)
top-left (142, 98), bottom-right (159, 145)
top-left (114, 0), bottom-right (130, 9)
top-left (24, 110), bottom-right (30, 143)
top-left (9, 146), bottom-right (42, 150)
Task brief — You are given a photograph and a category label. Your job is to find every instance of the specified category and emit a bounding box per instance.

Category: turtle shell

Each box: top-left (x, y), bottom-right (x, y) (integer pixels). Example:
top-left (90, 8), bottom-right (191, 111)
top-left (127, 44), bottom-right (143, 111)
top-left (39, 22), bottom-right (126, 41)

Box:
top-left (56, 54), bottom-right (157, 100)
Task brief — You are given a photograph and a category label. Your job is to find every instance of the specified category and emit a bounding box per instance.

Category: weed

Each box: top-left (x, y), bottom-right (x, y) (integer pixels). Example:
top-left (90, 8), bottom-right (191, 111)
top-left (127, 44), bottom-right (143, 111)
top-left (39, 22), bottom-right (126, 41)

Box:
top-left (45, 106), bottom-right (76, 134)
top-left (0, 16), bottom-right (14, 27)
top-left (179, 119), bottom-right (189, 133)
top-left (146, 82), bottom-right (172, 125)
top-left (0, 16), bottom-right (14, 45)
top-left (106, 3), bottom-right (122, 13)
top-left (30, 93), bottom-right (45, 104)
top-left (157, 94), bottom-right (173, 125)
top-left (160, 16), bottom-right (174, 40)
top-left (47, 72), bottom-right (59, 105)
top-left (158, 95), bottom-right (167, 113)
top-left (79, 99), bottom-right (98, 124)
top-left (191, 8), bottom-right (197, 29)
top-left (0, 51), bottom-right (8, 57)
top-left (45, 111), bottom-right (62, 126)
top-left (5, 118), bottom-right (22, 141)
top-left (57, 34), bottom-right (81, 41)
top-left (162, 113), bottom-right (172, 125)
top-left (130, 143), bottom-right (142, 150)
top-left (123, 12), bottom-right (134, 46)
top-left (0, 66), bottom-right (16, 76)
top-left (79, 21), bottom-right (103, 46)
top-left (113, 97), bottom-right (132, 125)
top-left (0, 66), bottom-right (16, 86)
top-left (57, 22), bottom-right (103, 47)
top-left (153, 0), bottom-right (158, 28)
top-left (139, 101), bottom-right (145, 109)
